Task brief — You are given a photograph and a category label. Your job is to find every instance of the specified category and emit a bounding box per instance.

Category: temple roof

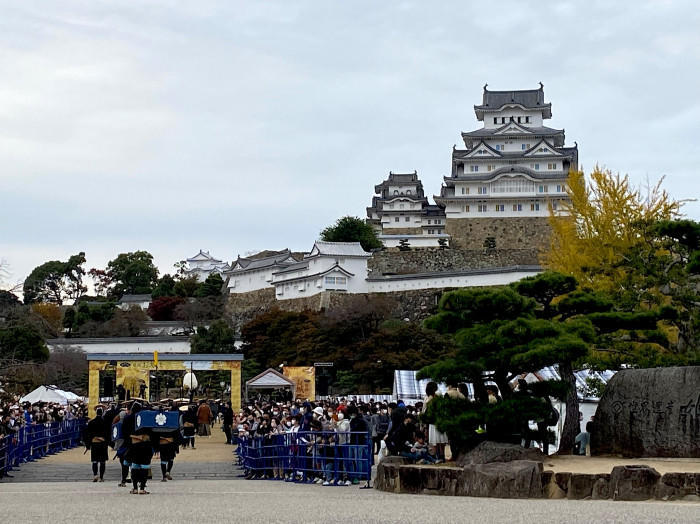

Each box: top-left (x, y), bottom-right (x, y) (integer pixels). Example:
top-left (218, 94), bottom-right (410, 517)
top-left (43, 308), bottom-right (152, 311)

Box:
top-left (474, 83), bottom-right (552, 119)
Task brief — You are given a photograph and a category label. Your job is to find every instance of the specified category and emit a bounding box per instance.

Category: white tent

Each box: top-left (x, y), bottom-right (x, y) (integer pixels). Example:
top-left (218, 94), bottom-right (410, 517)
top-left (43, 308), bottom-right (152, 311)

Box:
top-left (20, 385), bottom-right (70, 405)
top-left (245, 368), bottom-right (296, 400)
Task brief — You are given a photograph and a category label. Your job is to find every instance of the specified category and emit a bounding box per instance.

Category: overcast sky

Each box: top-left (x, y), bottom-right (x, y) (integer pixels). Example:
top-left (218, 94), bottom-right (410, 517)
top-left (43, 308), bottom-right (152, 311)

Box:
top-left (1, 0), bottom-right (699, 290)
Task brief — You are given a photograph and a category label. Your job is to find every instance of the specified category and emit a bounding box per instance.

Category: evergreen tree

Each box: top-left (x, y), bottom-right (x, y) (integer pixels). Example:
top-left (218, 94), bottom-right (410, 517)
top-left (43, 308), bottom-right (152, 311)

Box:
top-left (321, 216), bottom-right (383, 251)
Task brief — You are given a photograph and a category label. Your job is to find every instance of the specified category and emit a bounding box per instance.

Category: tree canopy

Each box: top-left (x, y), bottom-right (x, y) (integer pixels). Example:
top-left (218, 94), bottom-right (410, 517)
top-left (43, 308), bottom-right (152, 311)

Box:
top-left (320, 216), bottom-right (383, 251)
top-left (23, 252), bottom-right (87, 305)
top-left (104, 251), bottom-right (159, 298)
top-left (190, 319), bottom-right (238, 354)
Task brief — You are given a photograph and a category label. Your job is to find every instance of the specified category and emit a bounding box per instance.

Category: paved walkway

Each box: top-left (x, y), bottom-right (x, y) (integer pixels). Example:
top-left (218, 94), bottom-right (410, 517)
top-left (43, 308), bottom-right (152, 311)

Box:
top-left (4, 423), bottom-right (238, 483)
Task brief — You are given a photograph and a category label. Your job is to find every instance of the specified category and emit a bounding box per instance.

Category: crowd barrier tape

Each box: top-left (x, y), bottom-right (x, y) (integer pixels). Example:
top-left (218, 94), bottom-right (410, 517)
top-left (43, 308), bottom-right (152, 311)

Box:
top-left (0, 419), bottom-right (86, 478)
top-left (236, 430), bottom-right (373, 487)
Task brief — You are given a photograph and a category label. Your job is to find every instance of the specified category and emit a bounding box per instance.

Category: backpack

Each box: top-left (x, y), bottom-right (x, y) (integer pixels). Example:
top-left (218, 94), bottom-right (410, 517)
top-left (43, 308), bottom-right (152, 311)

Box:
top-left (375, 415), bottom-right (389, 435)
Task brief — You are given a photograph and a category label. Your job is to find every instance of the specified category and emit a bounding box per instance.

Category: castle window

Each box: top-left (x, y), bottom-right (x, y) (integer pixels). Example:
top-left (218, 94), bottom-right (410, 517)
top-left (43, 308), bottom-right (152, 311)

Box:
top-left (538, 184), bottom-right (548, 193)
top-left (477, 186), bottom-right (488, 195)
top-left (436, 219), bottom-right (441, 224)
top-left (427, 219), bottom-right (431, 224)
top-left (530, 202), bottom-right (540, 211)
top-left (478, 204), bottom-right (487, 212)
top-left (493, 117), bottom-right (498, 124)
top-left (513, 203), bottom-right (522, 211)
top-left (470, 165), bottom-right (479, 172)
top-left (405, 216), bottom-right (410, 222)
top-left (464, 205), bottom-right (470, 212)
top-left (534, 163), bottom-right (540, 170)
top-left (547, 163), bottom-right (556, 170)
top-left (525, 116), bottom-right (530, 123)
top-left (509, 116), bottom-right (514, 122)
top-left (495, 204), bottom-right (505, 212)
top-left (556, 184), bottom-right (565, 192)
top-left (394, 217), bottom-right (399, 222)
top-left (501, 117), bottom-right (506, 124)
top-left (517, 117), bottom-right (522, 123)
top-left (394, 190), bottom-right (398, 195)
top-left (552, 201), bottom-right (558, 210)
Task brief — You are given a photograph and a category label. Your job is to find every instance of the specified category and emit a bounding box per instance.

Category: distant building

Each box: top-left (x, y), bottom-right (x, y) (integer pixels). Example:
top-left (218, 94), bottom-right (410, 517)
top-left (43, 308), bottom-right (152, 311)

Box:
top-left (185, 250), bottom-right (230, 282)
top-left (434, 83), bottom-right (578, 249)
top-left (225, 249), bottom-right (298, 294)
top-left (272, 241), bottom-right (371, 300)
top-left (367, 171), bottom-right (449, 248)
top-left (118, 294), bottom-right (152, 311)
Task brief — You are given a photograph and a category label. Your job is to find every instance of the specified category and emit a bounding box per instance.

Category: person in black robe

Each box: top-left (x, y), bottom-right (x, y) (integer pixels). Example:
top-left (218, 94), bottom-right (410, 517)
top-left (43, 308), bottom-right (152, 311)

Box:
top-left (156, 407), bottom-right (181, 482)
top-left (85, 407), bottom-right (110, 482)
top-left (182, 405), bottom-right (197, 449)
top-left (123, 401), bottom-right (154, 494)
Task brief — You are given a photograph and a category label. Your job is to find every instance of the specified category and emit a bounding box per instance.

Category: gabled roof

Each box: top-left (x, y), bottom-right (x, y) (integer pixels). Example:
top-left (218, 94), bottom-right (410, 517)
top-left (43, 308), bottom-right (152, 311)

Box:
top-left (463, 140), bottom-right (502, 158)
top-left (229, 249), bottom-right (296, 272)
top-left (187, 250), bottom-right (222, 263)
top-left (474, 84), bottom-right (552, 119)
top-left (523, 139), bottom-right (562, 157)
top-left (493, 121), bottom-right (534, 135)
top-left (246, 368), bottom-right (295, 388)
top-left (461, 124), bottom-right (563, 139)
top-left (307, 241), bottom-right (370, 258)
top-left (273, 262), bottom-right (355, 285)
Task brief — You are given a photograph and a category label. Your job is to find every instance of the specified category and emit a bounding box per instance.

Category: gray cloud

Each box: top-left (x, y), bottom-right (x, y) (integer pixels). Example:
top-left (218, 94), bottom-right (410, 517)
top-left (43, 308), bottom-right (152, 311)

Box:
top-left (1, 0), bottom-right (698, 286)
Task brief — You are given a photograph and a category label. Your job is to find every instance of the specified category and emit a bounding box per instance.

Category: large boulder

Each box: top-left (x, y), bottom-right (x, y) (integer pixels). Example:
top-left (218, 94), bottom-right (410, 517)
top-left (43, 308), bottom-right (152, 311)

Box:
top-left (457, 460), bottom-right (543, 498)
top-left (592, 366), bottom-right (700, 457)
top-left (610, 465), bottom-right (661, 501)
top-left (459, 441), bottom-right (545, 465)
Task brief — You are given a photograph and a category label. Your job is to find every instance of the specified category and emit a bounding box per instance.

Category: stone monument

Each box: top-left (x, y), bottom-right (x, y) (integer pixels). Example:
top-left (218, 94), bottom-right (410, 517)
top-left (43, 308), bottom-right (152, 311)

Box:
top-left (592, 366), bottom-right (699, 457)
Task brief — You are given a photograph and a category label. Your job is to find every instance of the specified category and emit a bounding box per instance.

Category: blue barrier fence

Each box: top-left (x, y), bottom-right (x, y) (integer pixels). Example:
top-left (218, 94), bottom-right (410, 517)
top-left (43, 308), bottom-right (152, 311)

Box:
top-left (236, 431), bottom-right (373, 486)
top-left (0, 419), bottom-right (85, 478)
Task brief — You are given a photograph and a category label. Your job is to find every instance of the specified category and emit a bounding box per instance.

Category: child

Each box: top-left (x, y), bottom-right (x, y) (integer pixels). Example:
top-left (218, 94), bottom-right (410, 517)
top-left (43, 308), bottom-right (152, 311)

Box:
top-left (411, 432), bottom-right (438, 464)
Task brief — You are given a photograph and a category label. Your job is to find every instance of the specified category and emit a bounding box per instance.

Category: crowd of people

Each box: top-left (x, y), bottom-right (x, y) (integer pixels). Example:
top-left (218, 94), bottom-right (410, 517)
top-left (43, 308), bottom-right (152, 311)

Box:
top-left (0, 397), bottom-right (87, 438)
top-left (1, 396), bottom-right (88, 479)
top-left (231, 388), bottom-right (453, 486)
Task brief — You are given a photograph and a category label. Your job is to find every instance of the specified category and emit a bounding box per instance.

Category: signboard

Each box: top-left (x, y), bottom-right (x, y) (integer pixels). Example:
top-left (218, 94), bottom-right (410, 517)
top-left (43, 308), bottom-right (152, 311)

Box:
top-left (283, 366), bottom-right (316, 401)
top-left (314, 362), bottom-right (334, 367)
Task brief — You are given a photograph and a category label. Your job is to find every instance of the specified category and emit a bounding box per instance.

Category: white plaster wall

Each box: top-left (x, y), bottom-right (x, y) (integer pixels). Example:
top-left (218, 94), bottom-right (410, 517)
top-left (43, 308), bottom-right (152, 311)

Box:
top-left (228, 268), bottom-right (275, 293)
top-left (483, 108), bottom-right (544, 128)
top-left (367, 269), bottom-right (541, 293)
top-left (48, 340), bottom-right (191, 354)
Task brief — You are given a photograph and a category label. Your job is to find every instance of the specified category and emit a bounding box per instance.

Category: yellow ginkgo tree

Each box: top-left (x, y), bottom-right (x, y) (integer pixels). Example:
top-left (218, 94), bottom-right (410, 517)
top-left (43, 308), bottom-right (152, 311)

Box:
top-left (543, 166), bottom-right (683, 293)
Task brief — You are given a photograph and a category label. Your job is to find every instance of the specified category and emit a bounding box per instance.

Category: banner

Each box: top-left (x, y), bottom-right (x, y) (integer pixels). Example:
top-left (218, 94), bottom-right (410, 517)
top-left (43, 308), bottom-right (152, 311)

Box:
top-left (283, 366), bottom-right (315, 401)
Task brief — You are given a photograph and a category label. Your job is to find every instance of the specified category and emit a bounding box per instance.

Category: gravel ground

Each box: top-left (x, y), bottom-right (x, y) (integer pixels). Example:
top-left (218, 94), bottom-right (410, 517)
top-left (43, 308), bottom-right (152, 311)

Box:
top-left (0, 478), bottom-right (698, 524)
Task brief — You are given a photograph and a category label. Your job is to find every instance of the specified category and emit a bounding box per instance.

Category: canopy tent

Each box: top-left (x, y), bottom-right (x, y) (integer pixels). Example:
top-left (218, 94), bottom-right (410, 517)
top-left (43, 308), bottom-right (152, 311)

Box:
top-left (393, 370), bottom-right (451, 404)
top-left (245, 368), bottom-right (296, 400)
top-left (19, 385), bottom-right (72, 405)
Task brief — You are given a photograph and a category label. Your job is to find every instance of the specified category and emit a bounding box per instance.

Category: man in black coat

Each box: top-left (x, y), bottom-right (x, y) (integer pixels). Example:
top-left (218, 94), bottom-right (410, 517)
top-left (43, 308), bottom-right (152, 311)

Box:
top-left (123, 401), bottom-right (154, 494)
top-left (222, 402), bottom-right (234, 444)
top-left (85, 407), bottom-right (110, 482)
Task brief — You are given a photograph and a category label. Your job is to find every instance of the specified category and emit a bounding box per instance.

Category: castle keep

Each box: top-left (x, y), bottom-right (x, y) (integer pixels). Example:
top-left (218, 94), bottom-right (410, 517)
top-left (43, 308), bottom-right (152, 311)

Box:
top-left (370, 84), bottom-right (578, 250)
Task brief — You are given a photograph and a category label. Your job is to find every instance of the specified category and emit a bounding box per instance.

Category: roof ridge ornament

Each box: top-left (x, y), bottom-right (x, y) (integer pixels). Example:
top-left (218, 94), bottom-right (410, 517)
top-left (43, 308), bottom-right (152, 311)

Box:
top-left (483, 82), bottom-right (488, 91)
top-left (539, 81), bottom-right (544, 89)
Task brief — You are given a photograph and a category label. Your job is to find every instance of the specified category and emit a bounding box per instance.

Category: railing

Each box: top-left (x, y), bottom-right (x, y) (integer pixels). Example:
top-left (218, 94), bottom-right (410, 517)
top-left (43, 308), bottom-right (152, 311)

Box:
top-left (236, 430), bottom-right (373, 486)
top-left (0, 419), bottom-right (86, 479)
